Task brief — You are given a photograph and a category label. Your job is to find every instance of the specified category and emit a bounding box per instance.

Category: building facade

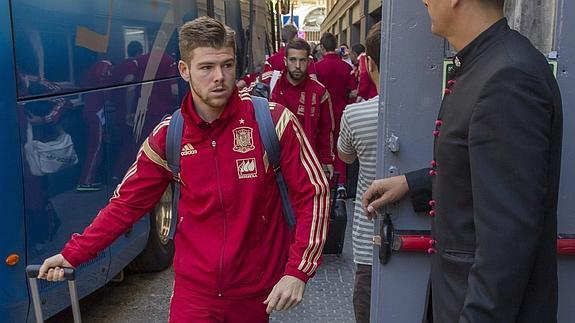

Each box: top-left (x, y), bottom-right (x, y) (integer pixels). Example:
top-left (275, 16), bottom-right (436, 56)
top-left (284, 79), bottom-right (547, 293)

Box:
top-left (321, 0), bottom-right (382, 47)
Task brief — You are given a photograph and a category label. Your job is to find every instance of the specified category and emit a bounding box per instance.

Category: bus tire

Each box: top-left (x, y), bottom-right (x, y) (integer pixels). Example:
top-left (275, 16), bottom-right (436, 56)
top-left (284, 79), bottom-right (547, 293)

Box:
top-left (128, 187), bottom-right (175, 272)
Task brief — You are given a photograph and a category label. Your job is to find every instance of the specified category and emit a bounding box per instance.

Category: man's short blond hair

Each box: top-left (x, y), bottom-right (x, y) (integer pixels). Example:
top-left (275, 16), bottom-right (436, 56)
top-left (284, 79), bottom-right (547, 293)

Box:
top-left (178, 16), bottom-right (236, 62)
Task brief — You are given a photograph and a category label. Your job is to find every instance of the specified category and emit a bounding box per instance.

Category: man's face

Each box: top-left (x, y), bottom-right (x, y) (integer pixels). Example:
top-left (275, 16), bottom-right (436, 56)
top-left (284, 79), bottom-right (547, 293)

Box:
top-left (341, 45), bottom-right (350, 59)
top-left (422, 0), bottom-right (452, 37)
top-left (284, 48), bottom-right (309, 83)
top-left (178, 46), bottom-right (236, 110)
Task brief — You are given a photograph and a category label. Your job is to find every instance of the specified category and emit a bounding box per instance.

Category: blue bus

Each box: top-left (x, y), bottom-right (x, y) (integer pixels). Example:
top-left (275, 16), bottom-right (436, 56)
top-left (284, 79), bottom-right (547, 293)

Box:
top-left (0, 0), bottom-right (271, 321)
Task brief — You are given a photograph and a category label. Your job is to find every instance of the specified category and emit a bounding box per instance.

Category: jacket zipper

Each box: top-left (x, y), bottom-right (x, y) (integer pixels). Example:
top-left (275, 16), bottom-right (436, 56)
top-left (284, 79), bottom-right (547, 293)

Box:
top-left (212, 140), bottom-right (227, 297)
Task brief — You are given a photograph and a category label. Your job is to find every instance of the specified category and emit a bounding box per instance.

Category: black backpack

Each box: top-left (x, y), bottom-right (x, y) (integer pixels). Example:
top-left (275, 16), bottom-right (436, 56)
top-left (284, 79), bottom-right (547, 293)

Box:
top-left (164, 96), bottom-right (296, 239)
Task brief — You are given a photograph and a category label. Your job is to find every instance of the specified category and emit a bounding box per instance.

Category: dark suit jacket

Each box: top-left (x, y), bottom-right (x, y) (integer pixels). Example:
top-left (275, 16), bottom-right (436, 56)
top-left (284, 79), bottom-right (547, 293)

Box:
top-left (405, 19), bottom-right (563, 323)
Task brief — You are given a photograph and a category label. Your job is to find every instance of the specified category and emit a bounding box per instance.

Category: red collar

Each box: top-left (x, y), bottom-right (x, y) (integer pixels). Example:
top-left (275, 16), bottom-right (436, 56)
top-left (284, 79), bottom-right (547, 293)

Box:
top-left (279, 71), bottom-right (308, 90)
top-left (323, 53), bottom-right (341, 60)
top-left (181, 88), bottom-right (240, 127)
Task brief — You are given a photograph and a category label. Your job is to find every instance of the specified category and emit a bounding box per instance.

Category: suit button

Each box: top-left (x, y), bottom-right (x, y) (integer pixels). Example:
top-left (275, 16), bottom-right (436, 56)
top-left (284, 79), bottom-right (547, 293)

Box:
top-left (429, 169), bottom-right (437, 176)
top-left (427, 248), bottom-right (437, 254)
top-left (428, 200), bottom-right (436, 207)
top-left (430, 160), bottom-right (437, 167)
top-left (443, 88), bottom-right (452, 95)
top-left (448, 80), bottom-right (456, 87)
top-left (432, 130), bottom-right (440, 137)
top-left (435, 120), bottom-right (443, 127)
top-left (428, 210), bottom-right (436, 217)
top-left (429, 239), bottom-right (437, 247)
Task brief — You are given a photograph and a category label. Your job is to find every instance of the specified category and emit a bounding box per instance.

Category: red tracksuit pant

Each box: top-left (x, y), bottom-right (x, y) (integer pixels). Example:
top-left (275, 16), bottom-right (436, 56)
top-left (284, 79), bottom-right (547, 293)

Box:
top-left (169, 283), bottom-right (270, 323)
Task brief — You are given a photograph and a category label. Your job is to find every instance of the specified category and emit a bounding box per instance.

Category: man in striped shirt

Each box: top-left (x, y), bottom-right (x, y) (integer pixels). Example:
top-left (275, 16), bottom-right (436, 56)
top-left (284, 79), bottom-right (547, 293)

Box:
top-left (337, 22), bottom-right (381, 323)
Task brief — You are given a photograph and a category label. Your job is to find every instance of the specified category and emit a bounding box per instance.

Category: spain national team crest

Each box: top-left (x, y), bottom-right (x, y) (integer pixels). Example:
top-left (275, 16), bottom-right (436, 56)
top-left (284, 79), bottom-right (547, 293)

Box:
top-left (232, 127), bottom-right (255, 153)
top-left (236, 158), bottom-right (258, 179)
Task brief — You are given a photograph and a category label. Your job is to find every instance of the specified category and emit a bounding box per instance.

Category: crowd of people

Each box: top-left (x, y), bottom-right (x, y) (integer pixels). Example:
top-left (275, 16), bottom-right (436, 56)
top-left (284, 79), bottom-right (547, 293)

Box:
top-left (241, 24), bottom-right (379, 198)
top-left (37, 0), bottom-right (563, 322)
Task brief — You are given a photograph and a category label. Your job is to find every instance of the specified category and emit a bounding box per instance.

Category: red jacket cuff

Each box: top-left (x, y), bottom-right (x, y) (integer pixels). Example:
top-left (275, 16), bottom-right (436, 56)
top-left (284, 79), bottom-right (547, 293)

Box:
top-left (61, 248), bottom-right (82, 268)
top-left (284, 267), bottom-right (311, 283)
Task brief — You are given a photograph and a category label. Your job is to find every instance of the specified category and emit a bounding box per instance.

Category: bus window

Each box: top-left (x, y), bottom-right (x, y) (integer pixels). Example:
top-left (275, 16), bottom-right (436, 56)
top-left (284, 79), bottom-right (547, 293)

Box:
top-left (123, 27), bottom-right (148, 59)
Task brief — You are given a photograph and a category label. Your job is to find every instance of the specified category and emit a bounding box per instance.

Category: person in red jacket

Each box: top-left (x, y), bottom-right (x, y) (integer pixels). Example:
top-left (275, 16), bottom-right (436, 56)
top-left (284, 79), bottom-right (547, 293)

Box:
top-left (315, 32), bottom-right (356, 194)
top-left (350, 44), bottom-right (378, 101)
top-left (356, 52), bottom-right (378, 101)
top-left (37, 16), bottom-right (330, 323)
top-left (259, 38), bottom-right (335, 178)
top-left (264, 24), bottom-right (317, 76)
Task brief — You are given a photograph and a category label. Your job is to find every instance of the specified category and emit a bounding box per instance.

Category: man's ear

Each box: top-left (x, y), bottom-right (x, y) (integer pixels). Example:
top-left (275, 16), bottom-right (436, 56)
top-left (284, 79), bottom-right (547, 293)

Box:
top-left (178, 60), bottom-right (190, 82)
top-left (366, 56), bottom-right (374, 74)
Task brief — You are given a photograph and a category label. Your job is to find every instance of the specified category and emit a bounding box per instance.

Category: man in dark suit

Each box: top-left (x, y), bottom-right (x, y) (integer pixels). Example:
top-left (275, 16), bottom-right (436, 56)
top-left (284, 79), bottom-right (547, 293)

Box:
top-left (363, 1), bottom-right (562, 322)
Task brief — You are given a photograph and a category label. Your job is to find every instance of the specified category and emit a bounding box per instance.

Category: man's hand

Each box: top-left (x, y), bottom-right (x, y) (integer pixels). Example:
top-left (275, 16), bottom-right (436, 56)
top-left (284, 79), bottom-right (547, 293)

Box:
top-left (362, 175), bottom-right (409, 219)
top-left (236, 79), bottom-right (247, 89)
top-left (38, 254), bottom-right (73, 281)
top-left (263, 275), bottom-right (306, 314)
top-left (322, 164), bottom-right (334, 180)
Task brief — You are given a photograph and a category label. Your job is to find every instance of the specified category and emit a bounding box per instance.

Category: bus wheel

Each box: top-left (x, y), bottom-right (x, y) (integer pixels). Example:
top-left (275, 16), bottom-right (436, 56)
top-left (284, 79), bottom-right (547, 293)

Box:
top-left (128, 186), bottom-right (175, 272)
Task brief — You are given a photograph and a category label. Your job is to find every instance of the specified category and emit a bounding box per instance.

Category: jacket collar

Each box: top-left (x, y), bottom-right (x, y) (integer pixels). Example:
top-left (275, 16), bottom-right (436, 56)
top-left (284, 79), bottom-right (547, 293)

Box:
top-left (454, 18), bottom-right (509, 70)
top-left (279, 70), bottom-right (309, 90)
top-left (181, 87), bottom-right (240, 128)
top-left (323, 52), bottom-right (341, 60)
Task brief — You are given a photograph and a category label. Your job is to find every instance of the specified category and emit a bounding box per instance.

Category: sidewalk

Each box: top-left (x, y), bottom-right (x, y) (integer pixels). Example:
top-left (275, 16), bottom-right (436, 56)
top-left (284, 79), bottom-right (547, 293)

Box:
top-left (270, 199), bottom-right (356, 323)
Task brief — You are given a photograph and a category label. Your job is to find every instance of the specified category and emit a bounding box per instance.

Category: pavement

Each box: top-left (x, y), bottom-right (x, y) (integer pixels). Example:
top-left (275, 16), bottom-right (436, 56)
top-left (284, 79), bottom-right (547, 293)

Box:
top-left (270, 199), bottom-right (356, 323)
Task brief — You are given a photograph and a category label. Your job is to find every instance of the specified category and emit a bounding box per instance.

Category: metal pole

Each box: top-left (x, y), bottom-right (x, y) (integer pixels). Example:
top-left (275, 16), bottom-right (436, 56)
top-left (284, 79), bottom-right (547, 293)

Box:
top-left (27, 277), bottom-right (44, 323)
top-left (269, 0), bottom-right (277, 53)
top-left (277, 0), bottom-right (282, 51)
top-left (68, 280), bottom-right (82, 323)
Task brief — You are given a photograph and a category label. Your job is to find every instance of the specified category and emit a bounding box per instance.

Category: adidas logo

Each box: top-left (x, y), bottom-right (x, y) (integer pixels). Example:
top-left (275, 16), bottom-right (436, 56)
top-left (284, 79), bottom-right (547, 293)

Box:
top-left (181, 143), bottom-right (197, 156)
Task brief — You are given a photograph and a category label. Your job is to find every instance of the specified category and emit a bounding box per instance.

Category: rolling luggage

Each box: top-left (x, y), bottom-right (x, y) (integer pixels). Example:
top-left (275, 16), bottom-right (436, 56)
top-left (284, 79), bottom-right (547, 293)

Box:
top-left (323, 173), bottom-right (348, 255)
top-left (26, 265), bottom-right (82, 323)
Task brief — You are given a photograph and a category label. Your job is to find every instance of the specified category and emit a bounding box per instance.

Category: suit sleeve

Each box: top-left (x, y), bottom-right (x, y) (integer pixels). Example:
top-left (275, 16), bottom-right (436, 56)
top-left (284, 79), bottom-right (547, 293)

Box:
top-left (459, 67), bottom-right (554, 322)
top-left (405, 168), bottom-right (432, 213)
top-left (61, 121), bottom-right (173, 267)
top-left (275, 108), bottom-right (330, 282)
top-left (317, 90), bottom-right (335, 165)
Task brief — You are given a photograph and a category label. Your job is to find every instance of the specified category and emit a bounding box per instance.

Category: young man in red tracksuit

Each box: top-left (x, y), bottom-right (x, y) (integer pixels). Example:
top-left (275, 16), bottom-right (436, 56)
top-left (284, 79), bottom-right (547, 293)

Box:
top-left (258, 38), bottom-right (335, 179)
top-left (38, 16), bottom-right (330, 323)
top-left (315, 32), bottom-right (356, 194)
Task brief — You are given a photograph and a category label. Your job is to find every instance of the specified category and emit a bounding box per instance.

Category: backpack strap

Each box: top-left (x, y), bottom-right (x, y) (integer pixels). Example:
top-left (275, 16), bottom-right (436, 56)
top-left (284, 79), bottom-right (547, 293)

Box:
top-left (165, 109), bottom-right (184, 240)
top-left (251, 96), bottom-right (297, 228)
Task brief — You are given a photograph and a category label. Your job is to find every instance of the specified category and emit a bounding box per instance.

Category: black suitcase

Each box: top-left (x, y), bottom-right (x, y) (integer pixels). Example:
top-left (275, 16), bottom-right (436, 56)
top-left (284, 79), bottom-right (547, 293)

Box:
top-left (323, 173), bottom-right (348, 255)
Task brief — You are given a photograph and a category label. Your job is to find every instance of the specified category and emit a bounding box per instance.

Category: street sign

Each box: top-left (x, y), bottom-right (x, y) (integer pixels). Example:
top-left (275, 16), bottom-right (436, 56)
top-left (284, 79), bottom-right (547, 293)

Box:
top-left (282, 15), bottom-right (299, 28)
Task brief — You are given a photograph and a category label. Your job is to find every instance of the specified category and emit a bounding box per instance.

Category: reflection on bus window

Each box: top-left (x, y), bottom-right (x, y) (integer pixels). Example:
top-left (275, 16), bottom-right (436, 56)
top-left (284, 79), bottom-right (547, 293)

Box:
top-left (123, 27), bottom-right (148, 59)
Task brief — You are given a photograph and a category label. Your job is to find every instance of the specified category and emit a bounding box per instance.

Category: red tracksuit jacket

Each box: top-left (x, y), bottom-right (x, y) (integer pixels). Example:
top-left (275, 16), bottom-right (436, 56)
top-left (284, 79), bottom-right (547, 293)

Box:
top-left (61, 89), bottom-right (330, 298)
top-left (258, 70), bottom-right (334, 166)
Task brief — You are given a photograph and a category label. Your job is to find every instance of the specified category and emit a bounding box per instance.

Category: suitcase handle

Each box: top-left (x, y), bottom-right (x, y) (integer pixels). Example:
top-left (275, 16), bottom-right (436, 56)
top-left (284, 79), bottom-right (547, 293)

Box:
top-left (25, 265), bottom-right (82, 323)
top-left (26, 265), bottom-right (75, 280)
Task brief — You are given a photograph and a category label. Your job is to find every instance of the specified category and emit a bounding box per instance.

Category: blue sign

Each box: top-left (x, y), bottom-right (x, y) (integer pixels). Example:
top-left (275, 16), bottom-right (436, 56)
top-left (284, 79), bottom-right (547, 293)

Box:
top-left (282, 15), bottom-right (299, 29)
